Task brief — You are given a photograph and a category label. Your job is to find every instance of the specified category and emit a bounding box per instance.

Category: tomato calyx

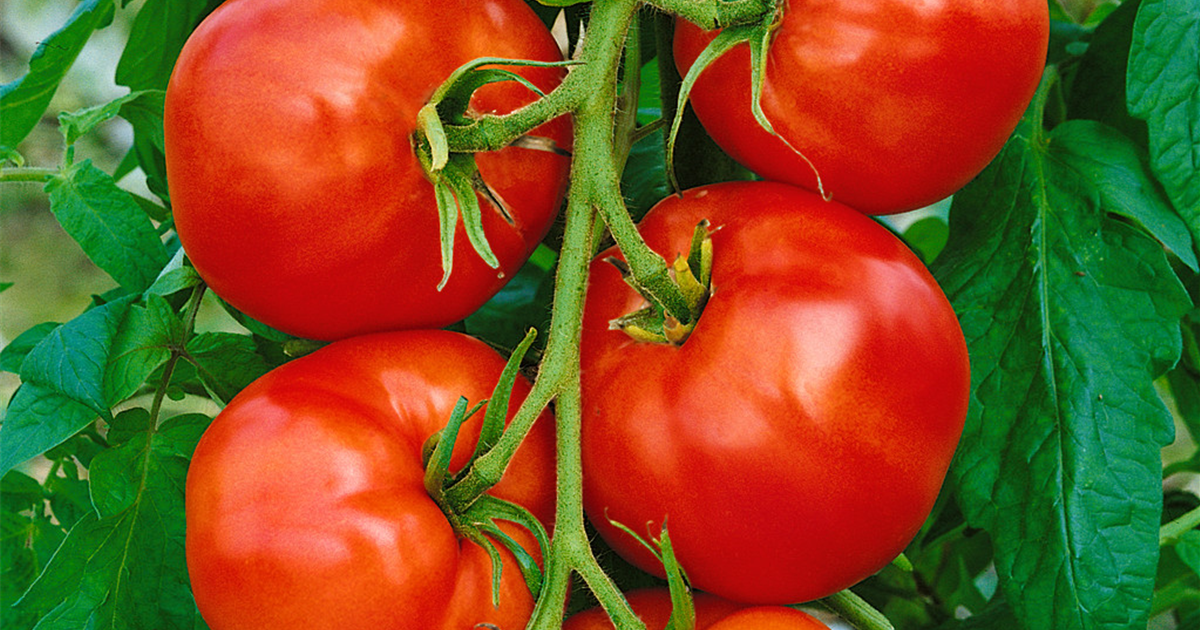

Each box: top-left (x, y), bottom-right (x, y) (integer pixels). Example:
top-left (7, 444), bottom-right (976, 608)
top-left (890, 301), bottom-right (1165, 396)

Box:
top-left (666, 4), bottom-right (828, 199)
top-left (421, 330), bottom-right (549, 604)
top-left (606, 517), bottom-right (700, 630)
top-left (413, 56), bottom-right (575, 291)
top-left (610, 220), bottom-right (713, 346)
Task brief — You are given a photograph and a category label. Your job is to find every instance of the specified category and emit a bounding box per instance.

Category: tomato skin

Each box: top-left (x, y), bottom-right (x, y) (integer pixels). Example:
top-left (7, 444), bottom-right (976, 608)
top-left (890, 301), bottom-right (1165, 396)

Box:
top-left (562, 589), bottom-right (829, 629)
top-left (185, 330), bottom-right (556, 630)
top-left (674, 0), bottom-right (1048, 214)
top-left (165, 0), bottom-right (571, 341)
top-left (580, 182), bottom-right (969, 604)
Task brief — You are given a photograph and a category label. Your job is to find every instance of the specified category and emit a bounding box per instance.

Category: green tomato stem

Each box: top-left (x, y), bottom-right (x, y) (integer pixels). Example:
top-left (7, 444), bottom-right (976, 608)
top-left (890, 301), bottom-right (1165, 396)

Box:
top-left (1161, 505), bottom-right (1200, 546)
top-left (817, 589), bottom-right (895, 630)
top-left (0, 166), bottom-right (58, 183)
top-left (442, 0), bottom-right (781, 625)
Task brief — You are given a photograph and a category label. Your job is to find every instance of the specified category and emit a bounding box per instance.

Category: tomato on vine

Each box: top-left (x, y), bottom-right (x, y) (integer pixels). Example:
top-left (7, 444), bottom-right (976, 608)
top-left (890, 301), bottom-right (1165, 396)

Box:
top-left (165, 0), bottom-right (571, 340)
top-left (185, 330), bottom-right (556, 630)
top-left (674, 0), bottom-right (1049, 214)
top-left (580, 182), bottom-right (969, 604)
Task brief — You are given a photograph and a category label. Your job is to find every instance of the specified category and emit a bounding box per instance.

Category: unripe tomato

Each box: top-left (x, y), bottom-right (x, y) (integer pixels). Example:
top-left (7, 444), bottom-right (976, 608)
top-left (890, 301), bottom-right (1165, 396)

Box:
top-left (166, 0), bottom-right (571, 340)
top-left (675, 0), bottom-right (1049, 214)
top-left (186, 330), bottom-right (556, 629)
top-left (581, 182), bottom-right (969, 604)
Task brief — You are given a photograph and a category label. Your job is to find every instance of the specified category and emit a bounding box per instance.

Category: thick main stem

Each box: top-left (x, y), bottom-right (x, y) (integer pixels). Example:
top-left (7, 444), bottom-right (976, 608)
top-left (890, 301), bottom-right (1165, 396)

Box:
top-left (526, 1), bottom-right (649, 628)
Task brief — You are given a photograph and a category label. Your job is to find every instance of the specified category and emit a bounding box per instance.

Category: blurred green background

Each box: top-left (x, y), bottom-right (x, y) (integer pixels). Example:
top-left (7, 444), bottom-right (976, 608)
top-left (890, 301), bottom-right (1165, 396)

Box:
top-left (2, 0), bottom-right (135, 405)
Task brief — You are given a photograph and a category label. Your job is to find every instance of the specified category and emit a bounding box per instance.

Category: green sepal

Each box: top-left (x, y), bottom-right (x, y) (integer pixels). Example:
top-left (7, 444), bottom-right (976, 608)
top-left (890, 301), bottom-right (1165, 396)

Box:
top-left (471, 328), bottom-right (539, 463)
top-left (659, 525), bottom-right (696, 630)
top-left (465, 494), bottom-right (550, 604)
top-left (417, 149), bottom-right (505, 291)
top-left (607, 517), bottom-right (696, 630)
top-left (443, 154), bottom-right (504, 270)
top-left (432, 176), bottom-right (460, 291)
top-left (423, 397), bottom-right (486, 499)
top-left (417, 103), bottom-right (451, 171)
top-left (667, 11), bottom-right (825, 198)
top-left (428, 56), bottom-right (574, 121)
top-left (667, 24), bottom-right (755, 192)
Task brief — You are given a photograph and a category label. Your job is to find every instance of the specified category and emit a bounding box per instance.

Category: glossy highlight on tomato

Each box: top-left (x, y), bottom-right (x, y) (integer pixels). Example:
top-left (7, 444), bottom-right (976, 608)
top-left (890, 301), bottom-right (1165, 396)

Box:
top-left (185, 330), bottom-right (556, 630)
top-left (581, 182), bottom-right (969, 604)
top-left (165, 0), bottom-right (571, 340)
top-left (674, 0), bottom-right (1049, 214)
top-left (563, 588), bottom-right (830, 629)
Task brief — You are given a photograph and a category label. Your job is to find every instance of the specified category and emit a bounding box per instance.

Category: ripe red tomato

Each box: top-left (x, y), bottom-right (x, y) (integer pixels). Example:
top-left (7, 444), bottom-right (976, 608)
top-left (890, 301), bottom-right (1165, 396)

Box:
top-left (674, 0), bottom-right (1049, 214)
top-left (563, 588), bottom-right (830, 629)
top-left (580, 182), bottom-right (969, 604)
top-left (186, 330), bottom-right (556, 630)
top-left (165, 0), bottom-right (571, 341)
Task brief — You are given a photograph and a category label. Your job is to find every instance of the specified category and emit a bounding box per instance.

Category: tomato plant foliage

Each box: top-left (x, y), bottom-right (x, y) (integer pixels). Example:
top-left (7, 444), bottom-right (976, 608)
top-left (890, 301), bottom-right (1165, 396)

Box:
top-left (1, 0), bottom-right (1199, 630)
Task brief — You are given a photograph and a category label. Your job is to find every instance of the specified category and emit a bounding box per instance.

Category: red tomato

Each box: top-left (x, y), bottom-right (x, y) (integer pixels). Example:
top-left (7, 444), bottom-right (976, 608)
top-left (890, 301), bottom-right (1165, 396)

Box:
top-left (186, 330), bottom-right (556, 630)
top-left (165, 0), bottom-right (571, 341)
top-left (580, 182), bottom-right (969, 604)
top-left (674, 0), bottom-right (1048, 214)
top-left (563, 588), bottom-right (829, 629)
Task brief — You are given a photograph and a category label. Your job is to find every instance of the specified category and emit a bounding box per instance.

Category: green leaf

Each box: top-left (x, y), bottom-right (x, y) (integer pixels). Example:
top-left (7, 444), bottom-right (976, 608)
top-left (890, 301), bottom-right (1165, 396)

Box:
top-left (0, 322), bottom-right (61, 374)
top-left (1175, 530), bottom-right (1200, 577)
top-left (0, 293), bottom-right (180, 476)
top-left (1126, 0), bottom-right (1200, 228)
top-left (1051, 120), bottom-right (1197, 270)
top-left (0, 385), bottom-right (98, 477)
top-left (45, 161), bottom-right (169, 292)
top-left (622, 131), bottom-right (671, 222)
top-left (146, 250), bottom-right (203, 297)
top-left (931, 109), bottom-right (1191, 630)
top-left (103, 294), bottom-right (182, 405)
top-left (1066, 0), bottom-right (1147, 147)
top-left (184, 332), bottom-right (275, 404)
top-left (58, 91), bottom-right (163, 147)
top-left (20, 296), bottom-right (137, 417)
top-left (0, 281), bottom-right (13, 293)
top-left (901, 216), bottom-right (950, 264)
top-left (2, 470), bottom-right (67, 630)
top-left (115, 0), bottom-right (222, 91)
top-left (0, 0), bottom-right (115, 149)
top-left (13, 414), bottom-right (209, 630)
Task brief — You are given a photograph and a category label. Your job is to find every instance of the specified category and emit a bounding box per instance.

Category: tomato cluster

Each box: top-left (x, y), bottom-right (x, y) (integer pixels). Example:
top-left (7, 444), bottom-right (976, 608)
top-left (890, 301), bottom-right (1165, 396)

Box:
top-left (164, 0), bottom-right (1045, 625)
top-left (169, 0), bottom-right (569, 628)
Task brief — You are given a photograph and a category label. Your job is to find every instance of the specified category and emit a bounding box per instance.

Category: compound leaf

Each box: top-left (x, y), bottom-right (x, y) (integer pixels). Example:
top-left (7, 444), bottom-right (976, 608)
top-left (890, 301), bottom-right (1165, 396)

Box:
top-left (1127, 0), bottom-right (1200, 230)
top-left (13, 414), bottom-right (209, 630)
top-left (0, 0), bottom-right (115, 149)
top-left (932, 106), bottom-right (1190, 630)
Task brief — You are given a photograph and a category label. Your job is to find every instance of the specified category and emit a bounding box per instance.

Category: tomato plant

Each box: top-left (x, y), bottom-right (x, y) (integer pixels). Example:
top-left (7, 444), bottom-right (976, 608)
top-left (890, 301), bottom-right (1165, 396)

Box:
top-left (164, 0), bottom-right (572, 341)
top-left (563, 589), bottom-right (829, 629)
top-left (580, 182), bottom-right (969, 604)
top-left (186, 329), bottom-right (556, 629)
top-left (5, 1), bottom-right (1200, 629)
top-left (673, 0), bottom-right (1050, 214)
